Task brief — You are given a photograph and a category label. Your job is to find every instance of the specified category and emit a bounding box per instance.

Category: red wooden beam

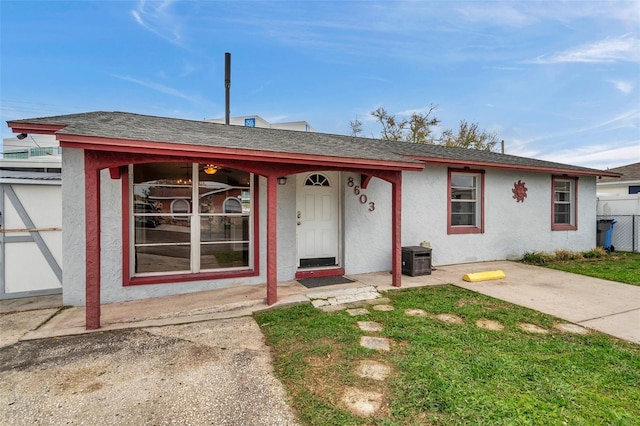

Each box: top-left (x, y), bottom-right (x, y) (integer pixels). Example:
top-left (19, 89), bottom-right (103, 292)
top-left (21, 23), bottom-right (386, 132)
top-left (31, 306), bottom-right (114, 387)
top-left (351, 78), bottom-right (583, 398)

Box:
top-left (391, 172), bottom-right (402, 287)
top-left (266, 175), bottom-right (278, 305)
top-left (85, 152), bottom-right (101, 329)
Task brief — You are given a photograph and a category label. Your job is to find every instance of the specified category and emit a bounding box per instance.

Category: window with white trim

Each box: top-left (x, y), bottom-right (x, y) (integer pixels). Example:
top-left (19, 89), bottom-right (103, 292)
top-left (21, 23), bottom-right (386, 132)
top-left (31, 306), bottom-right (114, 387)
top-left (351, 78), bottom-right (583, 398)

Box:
top-left (448, 169), bottom-right (484, 234)
top-left (131, 162), bottom-right (253, 275)
top-left (552, 177), bottom-right (577, 230)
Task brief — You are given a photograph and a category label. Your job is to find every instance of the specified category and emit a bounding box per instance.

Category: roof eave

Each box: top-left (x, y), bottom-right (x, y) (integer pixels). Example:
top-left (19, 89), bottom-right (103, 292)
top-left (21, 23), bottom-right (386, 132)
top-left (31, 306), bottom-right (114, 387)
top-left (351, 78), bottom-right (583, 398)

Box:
top-left (58, 134), bottom-right (425, 172)
top-left (410, 156), bottom-right (621, 178)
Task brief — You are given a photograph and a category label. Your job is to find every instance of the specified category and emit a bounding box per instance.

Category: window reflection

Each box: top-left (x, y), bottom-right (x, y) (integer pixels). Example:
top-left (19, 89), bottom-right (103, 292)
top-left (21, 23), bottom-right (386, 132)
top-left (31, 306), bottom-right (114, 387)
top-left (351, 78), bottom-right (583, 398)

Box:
top-left (132, 162), bottom-right (252, 275)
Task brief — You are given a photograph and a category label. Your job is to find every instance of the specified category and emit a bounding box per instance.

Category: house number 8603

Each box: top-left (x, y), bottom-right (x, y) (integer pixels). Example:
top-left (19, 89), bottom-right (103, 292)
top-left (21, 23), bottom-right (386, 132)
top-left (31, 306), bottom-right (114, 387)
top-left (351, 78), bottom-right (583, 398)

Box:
top-left (347, 177), bottom-right (375, 212)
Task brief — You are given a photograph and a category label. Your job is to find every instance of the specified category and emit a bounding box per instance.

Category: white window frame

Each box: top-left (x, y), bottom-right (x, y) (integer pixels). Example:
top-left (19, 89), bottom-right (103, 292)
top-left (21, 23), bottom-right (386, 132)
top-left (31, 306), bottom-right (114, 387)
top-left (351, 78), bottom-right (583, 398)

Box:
top-left (448, 168), bottom-right (484, 234)
top-left (552, 176), bottom-right (577, 231)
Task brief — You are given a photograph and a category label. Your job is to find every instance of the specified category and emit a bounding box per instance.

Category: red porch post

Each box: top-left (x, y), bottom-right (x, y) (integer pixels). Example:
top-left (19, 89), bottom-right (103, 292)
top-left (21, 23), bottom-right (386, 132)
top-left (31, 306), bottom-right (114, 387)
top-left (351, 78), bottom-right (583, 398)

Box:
top-left (266, 175), bottom-right (278, 305)
top-left (391, 172), bottom-right (402, 287)
top-left (85, 152), bottom-right (101, 329)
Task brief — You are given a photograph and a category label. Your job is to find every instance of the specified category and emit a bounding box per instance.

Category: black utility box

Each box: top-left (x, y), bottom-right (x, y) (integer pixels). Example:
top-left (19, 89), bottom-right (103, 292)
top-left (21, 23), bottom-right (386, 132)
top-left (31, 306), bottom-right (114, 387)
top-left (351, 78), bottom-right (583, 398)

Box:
top-left (402, 246), bottom-right (432, 276)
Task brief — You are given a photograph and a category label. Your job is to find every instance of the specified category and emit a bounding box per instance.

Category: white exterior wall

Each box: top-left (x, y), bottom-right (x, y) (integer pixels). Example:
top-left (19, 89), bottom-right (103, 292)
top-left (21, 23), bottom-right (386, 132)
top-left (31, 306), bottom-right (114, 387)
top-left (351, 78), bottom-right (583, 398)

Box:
top-left (62, 148), bottom-right (86, 305)
top-left (400, 166), bottom-right (597, 265)
top-left (277, 175), bottom-right (299, 280)
top-left (343, 173), bottom-right (393, 274)
top-left (342, 166), bottom-right (599, 271)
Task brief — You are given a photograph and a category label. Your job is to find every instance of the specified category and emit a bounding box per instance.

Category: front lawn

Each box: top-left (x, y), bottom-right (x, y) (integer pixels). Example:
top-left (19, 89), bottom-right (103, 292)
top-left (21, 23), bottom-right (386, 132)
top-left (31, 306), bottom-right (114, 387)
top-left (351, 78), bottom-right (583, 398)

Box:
top-left (522, 251), bottom-right (640, 286)
top-left (255, 286), bottom-right (640, 425)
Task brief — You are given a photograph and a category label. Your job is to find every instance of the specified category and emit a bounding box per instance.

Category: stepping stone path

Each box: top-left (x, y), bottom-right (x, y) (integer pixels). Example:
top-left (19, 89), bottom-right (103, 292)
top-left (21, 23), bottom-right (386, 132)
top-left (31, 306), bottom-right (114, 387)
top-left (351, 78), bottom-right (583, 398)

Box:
top-left (342, 301), bottom-right (586, 417)
top-left (343, 312), bottom-right (393, 416)
top-left (356, 360), bottom-right (391, 381)
top-left (476, 318), bottom-right (505, 331)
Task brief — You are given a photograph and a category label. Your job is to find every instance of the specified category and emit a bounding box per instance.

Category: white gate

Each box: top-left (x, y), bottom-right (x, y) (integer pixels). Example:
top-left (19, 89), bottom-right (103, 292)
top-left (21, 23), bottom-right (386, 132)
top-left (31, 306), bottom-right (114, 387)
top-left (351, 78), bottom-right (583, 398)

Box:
top-left (0, 176), bottom-right (62, 299)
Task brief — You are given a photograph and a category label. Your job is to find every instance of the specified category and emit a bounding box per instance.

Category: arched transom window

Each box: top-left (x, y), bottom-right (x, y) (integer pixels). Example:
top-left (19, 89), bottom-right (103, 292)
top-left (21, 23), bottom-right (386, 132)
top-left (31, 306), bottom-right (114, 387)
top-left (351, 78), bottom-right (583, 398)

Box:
top-left (305, 173), bottom-right (331, 187)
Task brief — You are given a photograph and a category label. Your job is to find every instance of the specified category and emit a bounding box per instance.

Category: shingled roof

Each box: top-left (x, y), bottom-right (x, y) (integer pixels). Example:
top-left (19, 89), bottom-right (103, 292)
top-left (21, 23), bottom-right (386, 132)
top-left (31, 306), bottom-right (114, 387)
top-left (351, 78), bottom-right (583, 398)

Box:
top-left (7, 111), bottom-right (619, 177)
top-left (598, 162), bottom-right (640, 183)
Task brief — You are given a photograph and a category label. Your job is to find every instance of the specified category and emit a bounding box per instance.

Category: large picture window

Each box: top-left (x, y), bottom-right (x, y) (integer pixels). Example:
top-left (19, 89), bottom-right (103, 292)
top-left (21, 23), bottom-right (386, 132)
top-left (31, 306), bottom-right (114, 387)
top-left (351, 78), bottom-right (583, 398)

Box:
top-left (448, 169), bottom-right (484, 234)
top-left (552, 176), bottom-right (577, 230)
top-left (131, 162), bottom-right (253, 276)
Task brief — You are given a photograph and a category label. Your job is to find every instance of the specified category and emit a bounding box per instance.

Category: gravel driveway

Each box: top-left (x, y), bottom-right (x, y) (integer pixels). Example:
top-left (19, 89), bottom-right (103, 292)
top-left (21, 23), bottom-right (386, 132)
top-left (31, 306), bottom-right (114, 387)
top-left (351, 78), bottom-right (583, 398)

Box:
top-left (0, 317), bottom-right (298, 425)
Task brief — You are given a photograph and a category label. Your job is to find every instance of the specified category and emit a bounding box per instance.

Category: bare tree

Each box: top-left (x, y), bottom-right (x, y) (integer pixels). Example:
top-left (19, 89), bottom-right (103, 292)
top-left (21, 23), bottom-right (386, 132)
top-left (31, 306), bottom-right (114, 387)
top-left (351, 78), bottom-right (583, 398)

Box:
top-left (370, 105), bottom-right (440, 143)
top-left (349, 117), bottom-right (363, 137)
top-left (352, 105), bottom-right (499, 151)
top-left (440, 120), bottom-right (499, 152)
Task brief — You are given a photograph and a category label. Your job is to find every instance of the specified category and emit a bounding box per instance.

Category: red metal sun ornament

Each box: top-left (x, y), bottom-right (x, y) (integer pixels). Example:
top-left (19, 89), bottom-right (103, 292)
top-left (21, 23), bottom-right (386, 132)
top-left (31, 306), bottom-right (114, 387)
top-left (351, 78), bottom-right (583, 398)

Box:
top-left (512, 180), bottom-right (527, 202)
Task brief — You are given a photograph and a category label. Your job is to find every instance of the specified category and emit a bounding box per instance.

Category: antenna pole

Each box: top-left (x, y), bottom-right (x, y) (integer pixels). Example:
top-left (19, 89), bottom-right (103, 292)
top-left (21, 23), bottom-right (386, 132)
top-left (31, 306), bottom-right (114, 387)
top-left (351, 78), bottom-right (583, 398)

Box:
top-left (225, 52), bottom-right (231, 125)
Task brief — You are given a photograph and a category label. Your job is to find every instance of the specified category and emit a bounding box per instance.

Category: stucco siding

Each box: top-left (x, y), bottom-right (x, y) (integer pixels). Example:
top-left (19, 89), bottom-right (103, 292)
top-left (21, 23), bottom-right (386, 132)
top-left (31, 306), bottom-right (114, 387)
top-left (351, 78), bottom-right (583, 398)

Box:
top-left (61, 148), bottom-right (86, 305)
top-left (276, 175), bottom-right (297, 280)
top-left (343, 173), bottom-right (393, 275)
top-left (399, 167), bottom-right (598, 265)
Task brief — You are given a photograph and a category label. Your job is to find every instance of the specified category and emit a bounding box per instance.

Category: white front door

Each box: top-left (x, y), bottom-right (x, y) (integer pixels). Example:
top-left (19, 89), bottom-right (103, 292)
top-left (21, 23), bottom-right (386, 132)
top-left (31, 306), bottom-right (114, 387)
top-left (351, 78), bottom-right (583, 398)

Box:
top-left (296, 172), bottom-right (340, 268)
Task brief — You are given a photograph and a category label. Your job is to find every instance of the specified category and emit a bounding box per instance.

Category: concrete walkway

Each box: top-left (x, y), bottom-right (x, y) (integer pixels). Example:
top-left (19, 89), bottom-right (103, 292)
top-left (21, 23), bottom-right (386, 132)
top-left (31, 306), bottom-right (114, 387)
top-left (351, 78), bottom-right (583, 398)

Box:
top-left (1, 260), bottom-right (638, 345)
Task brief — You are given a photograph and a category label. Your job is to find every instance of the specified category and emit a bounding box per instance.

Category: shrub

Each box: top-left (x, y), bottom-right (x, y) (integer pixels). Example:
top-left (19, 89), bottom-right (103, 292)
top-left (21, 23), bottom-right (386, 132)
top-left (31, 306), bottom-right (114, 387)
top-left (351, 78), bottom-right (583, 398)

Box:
top-left (554, 249), bottom-right (584, 261)
top-left (582, 247), bottom-right (607, 259)
top-left (521, 251), bottom-right (554, 265)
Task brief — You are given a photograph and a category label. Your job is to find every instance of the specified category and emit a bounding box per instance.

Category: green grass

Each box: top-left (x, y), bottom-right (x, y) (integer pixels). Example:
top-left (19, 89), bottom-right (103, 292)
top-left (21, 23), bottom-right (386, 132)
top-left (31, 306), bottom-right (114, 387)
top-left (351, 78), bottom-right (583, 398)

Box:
top-left (255, 286), bottom-right (640, 425)
top-left (542, 251), bottom-right (640, 286)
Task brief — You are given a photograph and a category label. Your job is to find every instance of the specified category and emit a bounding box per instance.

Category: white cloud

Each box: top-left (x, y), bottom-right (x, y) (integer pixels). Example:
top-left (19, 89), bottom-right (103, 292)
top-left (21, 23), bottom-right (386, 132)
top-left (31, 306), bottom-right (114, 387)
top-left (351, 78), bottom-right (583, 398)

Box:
top-left (131, 0), bottom-right (183, 46)
top-left (526, 35), bottom-right (640, 64)
top-left (536, 143), bottom-right (640, 170)
top-left (111, 74), bottom-right (200, 103)
top-left (608, 80), bottom-right (635, 94)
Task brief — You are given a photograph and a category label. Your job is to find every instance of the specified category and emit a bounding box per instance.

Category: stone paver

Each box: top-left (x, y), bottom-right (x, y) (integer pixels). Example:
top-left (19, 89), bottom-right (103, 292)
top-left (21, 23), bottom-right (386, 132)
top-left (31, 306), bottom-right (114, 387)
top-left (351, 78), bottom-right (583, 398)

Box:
top-left (360, 336), bottom-right (391, 351)
top-left (475, 318), bottom-right (504, 331)
top-left (555, 322), bottom-right (590, 335)
top-left (357, 360), bottom-right (391, 381)
top-left (342, 388), bottom-right (383, 417)
top-left (372, 304), bottom-right (394, 311)
top-left (357, 321), bottom-right (383, 333)
top-left (518, 322), bottom-right (549, 334)
top-left (308, 286), bottom-right (381, 308)
top-left (435, 313), bottom-right (464, 324)
top-left (404, 308), bottom-right (428, 317)
top-left (346, 308), bottom-right (370, 316)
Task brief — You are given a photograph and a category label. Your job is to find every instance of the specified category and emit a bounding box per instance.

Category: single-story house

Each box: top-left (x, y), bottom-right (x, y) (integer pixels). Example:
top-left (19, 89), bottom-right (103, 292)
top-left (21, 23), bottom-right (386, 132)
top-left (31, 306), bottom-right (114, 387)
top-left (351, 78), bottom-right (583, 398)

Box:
top-left (7, 111), bottom-right (620, 329)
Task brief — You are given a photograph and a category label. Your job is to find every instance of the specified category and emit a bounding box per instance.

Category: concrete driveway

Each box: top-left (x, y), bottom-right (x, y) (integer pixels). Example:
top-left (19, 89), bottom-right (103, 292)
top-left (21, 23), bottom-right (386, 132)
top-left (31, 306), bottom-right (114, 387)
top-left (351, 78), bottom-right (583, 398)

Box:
top-left (0, 316), bottom-right (298, 426)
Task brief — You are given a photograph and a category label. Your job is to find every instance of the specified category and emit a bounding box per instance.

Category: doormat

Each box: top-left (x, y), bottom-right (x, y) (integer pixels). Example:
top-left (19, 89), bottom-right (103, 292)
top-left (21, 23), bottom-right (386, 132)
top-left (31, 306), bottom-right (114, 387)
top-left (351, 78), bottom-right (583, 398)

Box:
top-left (297, 275), bottom-right (355, 288)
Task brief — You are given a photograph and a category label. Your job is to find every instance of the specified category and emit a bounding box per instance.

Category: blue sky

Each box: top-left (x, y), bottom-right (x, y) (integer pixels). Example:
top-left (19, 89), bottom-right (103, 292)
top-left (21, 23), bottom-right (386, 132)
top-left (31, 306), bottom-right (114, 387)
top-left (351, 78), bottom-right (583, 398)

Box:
top-left (1, 0), bottom-right (638, 169)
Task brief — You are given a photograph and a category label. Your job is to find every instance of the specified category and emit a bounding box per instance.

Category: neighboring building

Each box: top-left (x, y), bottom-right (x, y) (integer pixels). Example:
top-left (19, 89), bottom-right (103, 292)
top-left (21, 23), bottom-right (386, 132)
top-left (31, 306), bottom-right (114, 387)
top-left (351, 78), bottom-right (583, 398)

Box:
top-left (596, 162), bottom-right (640, 253)
top-left (1, 135), bottom-right (62, 299)
top-left (207, 115), bottom-right (315, 132)
top-left (6, 111), bottom-right (619, 328)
